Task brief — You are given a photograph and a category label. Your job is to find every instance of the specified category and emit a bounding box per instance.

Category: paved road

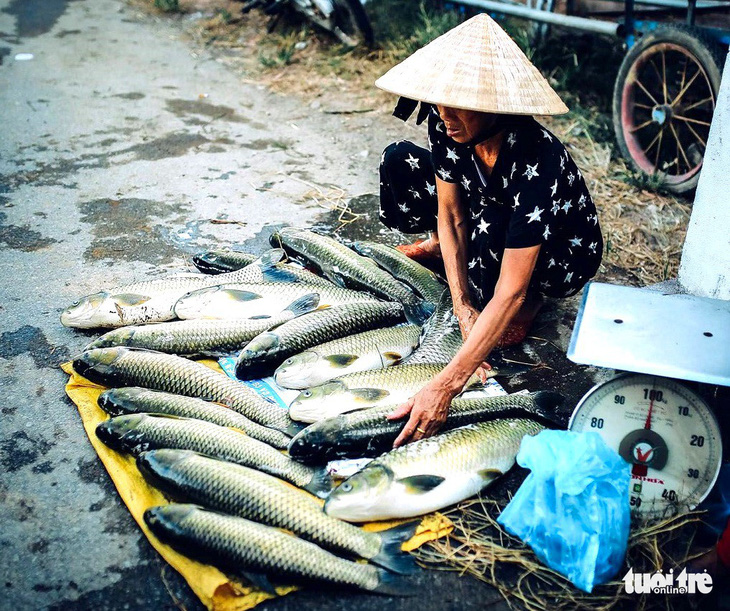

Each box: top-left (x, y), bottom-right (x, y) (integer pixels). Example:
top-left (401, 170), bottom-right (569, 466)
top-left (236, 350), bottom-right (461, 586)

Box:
top-left (0, 1), bottom-right (612, 609)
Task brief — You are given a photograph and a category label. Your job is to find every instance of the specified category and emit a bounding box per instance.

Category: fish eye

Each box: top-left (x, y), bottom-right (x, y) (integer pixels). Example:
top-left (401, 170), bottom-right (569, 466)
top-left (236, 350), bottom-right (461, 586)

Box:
top-left (303, 390), bottom-right (312, 398)
top-left (340, 482), bottom-right (353, 492)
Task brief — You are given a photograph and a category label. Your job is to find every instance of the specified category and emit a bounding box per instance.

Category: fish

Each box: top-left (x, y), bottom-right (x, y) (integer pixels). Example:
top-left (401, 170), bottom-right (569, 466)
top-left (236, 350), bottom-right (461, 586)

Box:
top-left (288, 391), bottom-right (564, 464)
top-left (96, 413), bottom-right (331, 497)
top-left (192, 250), bottom-right (258, 274)
top-left (61, 250), bottom-right (288, 329)
top-left (288, 363), bottom-right (483, 424)
top-left (173, 280), bottom-right (379, 321)
top-left (193, 249), bottom-right (335, 287)
top-left (274, 324), bottom-right (422, 389)
top-left (84, 294), bottom-right (320, 357)
top-left (271, 228), bottom-right (433, 324)
top-left (144, 504), bottom-right (413, 595)
top-left (72, 347), bottom-right (297, 446)
top-left (324, 418), bottom-right (545, 522)
top-left (351, 241), bottom-right (446, 304)
top-left (401, 289), bottom-right (461, 365)
top-left (98, 387), bottom-right (269, 431)
top-left (235, 302), bottom-right (405, 380)
top-left (138, 449), bottom-right (417, 573)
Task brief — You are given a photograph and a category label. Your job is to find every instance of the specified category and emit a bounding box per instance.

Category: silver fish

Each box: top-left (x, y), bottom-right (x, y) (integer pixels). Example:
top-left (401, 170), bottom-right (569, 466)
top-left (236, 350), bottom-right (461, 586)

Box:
top-left (235, 302), bottom-right (405, 380)
top-left (85, 294), bottom-right (320, 356)
top-left (274, 324), bottom-right (421, 389)
top-left (173, 281), bottom-right (378, 321)
top-left (96, 413), bottom-right (330, 497)
top-left (73, 347), bottom-right (297, 446)
top-left (351, 241), bottom-right (446, 305)
top-left (402, 289), bottom-right (461, 365)
top-left (288, 363), bottom-right (482, 423)
top-left (324, 419), bottom-right (545, 521)
top-left (271, 228), bottom-right (433, 324)
top-left (138, 449), bottom-right (417, 573)
top-left (61, 250), bottom-right (287, 329)
top-left (288, 391), bottom-right (564, 463)
top-left (144, 504), bottom-right (413, 595)
top-left (192, 250), bottom-right (258, 274)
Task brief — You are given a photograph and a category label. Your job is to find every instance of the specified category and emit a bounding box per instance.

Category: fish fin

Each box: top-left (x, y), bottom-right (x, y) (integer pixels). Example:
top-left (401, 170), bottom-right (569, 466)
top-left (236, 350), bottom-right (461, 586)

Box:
top-left (248, 315), bottom-right (272, 320)
top-left (402, 300), bottom-right (435, 326)
top-left (478, 468), bottom-right (503, 483)
top-left (398, 474), bottom-right (445, 493)
top-left (112, 293), bottom-right (151, 306)
top-left (323, 354), bottom-right (359, 367)
top-left (283, 293), bottom-right (320, 317)
top-left (284, 420), bottom-right (305, 437)
top-left (255, 248), bottom-right (286, 269)
top-left (240, 570), bottom-right (277, 595)
top-left (372, 568), bottom-right (416, 597)
top-left (224, 289), bottom-right (263, 302)
top-left (351, 388), bottom-right (390, 403)
top-left (260, 267), bottom-right (300, 284)
top-left (381, 351), bottom-right (403, 365)
top-left (302, 467), bottom-right (334, 499)
top-left (371, 521), bottom-right (421, 575)
top-left (531, 391), bottom-right (566, 427)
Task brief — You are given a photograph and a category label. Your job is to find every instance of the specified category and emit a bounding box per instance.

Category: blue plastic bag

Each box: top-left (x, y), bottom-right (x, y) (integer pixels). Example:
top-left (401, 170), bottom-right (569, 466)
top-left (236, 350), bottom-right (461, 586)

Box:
top-left (497, 430), bottom-right (631, 592)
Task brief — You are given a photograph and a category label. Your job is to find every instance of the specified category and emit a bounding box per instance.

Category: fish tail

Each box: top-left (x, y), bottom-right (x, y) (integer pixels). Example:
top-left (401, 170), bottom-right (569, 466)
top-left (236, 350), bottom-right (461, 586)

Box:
top-left (283, 293), bottom-right (320, 317)
top-left (531, 390), bottom-right (566, 428)
top-left (402, 299), bottom-right (435, 326)
top-left (371, 521), bottom-right (420, 575)
top-left (284, 419), bottom-right (306, 438)
top-left (302, 467), bottom-right (334, 499)
top-left (371, 568), bottom-right (417, 596)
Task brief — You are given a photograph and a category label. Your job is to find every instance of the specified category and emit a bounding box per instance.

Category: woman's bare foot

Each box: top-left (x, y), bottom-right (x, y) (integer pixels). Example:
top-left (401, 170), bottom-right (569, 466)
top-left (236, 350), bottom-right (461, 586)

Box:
top-left (396, 235), bottom-right (441, 260)
top-left (497, 294), bottom-right (544, 348)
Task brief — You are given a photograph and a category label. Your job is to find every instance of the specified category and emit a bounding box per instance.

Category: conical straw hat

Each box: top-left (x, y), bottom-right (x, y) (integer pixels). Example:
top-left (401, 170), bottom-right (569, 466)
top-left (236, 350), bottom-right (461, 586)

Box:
top-left (375, 14), bottom-right (568, 116)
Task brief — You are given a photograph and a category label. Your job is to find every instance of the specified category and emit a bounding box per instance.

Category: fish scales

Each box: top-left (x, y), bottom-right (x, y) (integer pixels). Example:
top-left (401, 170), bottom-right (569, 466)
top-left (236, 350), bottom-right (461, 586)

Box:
top-left (324, 419), bottom-right (545, 522)
top-left (73, 347), bottom-right (293, 447)
top-left (144, 505), bottom-right (406, 594)
top-left (288, 391), bottom-right (563, 463)
top-left (96, 414), bottom-right (327, 495)
top-left (86, 294), bottom-right (319, 356)
top-left (138, 450), bottom-right (414, 571)
top-left (352, 241), bottom-right (446, 304)
top-left (235, 302), bottom-right (405, 380)
top-left (274, 324), bottom-right (421, 389)
top-left (271, 228), bottom-right (432, 324)
top-left (402, 290), bottom-right (462, 365)
top-left (174, 280), bottom-right (378, 321)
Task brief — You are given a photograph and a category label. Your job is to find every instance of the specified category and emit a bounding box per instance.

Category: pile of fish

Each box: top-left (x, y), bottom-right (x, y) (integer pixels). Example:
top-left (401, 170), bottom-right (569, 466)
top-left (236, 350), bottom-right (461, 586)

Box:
top-left (62, 228), bottom-right (562, 598)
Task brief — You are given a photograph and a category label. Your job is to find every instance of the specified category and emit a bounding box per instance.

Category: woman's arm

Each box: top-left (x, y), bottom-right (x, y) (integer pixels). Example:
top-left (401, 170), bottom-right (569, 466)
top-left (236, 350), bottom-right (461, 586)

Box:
top-left (388, 244), bottom-right (541, 447)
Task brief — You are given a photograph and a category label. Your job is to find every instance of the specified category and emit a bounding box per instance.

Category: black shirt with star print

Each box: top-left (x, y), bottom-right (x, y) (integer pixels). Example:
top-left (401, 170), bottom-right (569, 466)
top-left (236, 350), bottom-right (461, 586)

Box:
top-left (428, 109), bottom-right (603, 303)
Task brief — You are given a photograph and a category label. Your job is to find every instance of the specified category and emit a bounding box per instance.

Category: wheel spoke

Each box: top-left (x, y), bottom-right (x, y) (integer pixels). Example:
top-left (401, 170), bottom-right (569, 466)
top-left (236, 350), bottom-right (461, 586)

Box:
top-left (684, 121), bottom-right (707, 149)
top-left (682, 95), bottom-right (714, 113)
top-left (671, 68), bottom-right (701, 107)
top-left (677, 55), bottom-right (689, 101)
top-left (635, 77), bottom-right (660, 106)
top-left (670, 122), bottom-right (691, 173)
top-left (661, 51), bottom-right (668, 104)
top-left (654, 129), bottom-right (665, 170)
top-left (674, 114), bottom-right (712, 127)
top-left (634, 102), bottom-right (653, 110)
top-left (645, 128), bottom-right (662, 154)
top-left (630, 118), bottom-right (655, 133)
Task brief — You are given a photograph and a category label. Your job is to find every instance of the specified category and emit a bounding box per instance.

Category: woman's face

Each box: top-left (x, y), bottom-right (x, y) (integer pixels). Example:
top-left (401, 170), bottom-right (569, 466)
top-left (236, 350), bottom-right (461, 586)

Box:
top-left (436, 106), bottom-right (497, 144)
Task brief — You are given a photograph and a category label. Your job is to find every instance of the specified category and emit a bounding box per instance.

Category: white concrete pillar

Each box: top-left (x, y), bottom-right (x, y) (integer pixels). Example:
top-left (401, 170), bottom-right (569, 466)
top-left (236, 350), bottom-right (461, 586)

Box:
top-left (678, 51), bottom-right (730, 300)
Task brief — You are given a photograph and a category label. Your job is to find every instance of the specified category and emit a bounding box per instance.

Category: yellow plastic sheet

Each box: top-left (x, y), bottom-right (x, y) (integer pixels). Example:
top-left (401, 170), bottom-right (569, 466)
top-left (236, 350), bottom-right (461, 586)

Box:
top-left (62, 361), bottom-right (453, 611)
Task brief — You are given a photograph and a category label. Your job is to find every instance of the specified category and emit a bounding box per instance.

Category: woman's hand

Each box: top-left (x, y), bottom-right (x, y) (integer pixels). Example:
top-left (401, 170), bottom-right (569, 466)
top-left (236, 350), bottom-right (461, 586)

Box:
top-left (386, 381), bottom-right (456, 447)
top-left (454, 304), bottom-right (493, 382)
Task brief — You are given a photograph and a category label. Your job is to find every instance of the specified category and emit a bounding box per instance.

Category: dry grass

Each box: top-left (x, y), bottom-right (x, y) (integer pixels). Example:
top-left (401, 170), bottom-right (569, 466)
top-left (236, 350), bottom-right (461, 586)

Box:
top-left (135, 0), bottom-right (693, 286)
top-left (413, 497), bottom-right (707, 611)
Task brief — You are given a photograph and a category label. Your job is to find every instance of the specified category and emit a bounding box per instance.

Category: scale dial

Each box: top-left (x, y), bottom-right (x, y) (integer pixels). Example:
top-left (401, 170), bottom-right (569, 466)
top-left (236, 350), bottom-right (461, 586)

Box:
top-left (569, 373), bottom-right (722, 519)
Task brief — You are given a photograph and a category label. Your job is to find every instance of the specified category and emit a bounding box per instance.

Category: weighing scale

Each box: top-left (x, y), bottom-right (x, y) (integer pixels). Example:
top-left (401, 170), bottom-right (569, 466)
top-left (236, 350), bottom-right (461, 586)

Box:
top-left (567, 282), bottom-right (729, 519)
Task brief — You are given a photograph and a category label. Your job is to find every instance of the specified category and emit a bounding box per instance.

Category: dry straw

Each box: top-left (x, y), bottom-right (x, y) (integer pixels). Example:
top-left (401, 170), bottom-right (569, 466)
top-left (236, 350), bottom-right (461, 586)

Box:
top-left (413, 497), bottom-right (707, 611)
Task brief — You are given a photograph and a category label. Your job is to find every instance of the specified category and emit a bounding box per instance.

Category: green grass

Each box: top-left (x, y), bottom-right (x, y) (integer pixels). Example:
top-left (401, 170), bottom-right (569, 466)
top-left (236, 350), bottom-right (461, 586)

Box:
top-left (154, 0), bottom-right (179, 13)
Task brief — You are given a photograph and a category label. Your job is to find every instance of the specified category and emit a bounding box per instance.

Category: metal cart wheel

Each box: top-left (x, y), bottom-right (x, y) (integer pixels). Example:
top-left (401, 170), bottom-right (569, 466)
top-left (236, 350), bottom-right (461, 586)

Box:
top-left (612, 25), bottom-right (725, 194)
top-left (331, 0), bottom-right (374, 47)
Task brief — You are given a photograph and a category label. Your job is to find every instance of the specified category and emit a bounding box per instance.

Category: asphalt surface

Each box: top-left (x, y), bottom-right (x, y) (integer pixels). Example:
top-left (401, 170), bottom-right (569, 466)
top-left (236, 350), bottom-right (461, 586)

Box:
top-left (3, 1), bottom-right (723, 610)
